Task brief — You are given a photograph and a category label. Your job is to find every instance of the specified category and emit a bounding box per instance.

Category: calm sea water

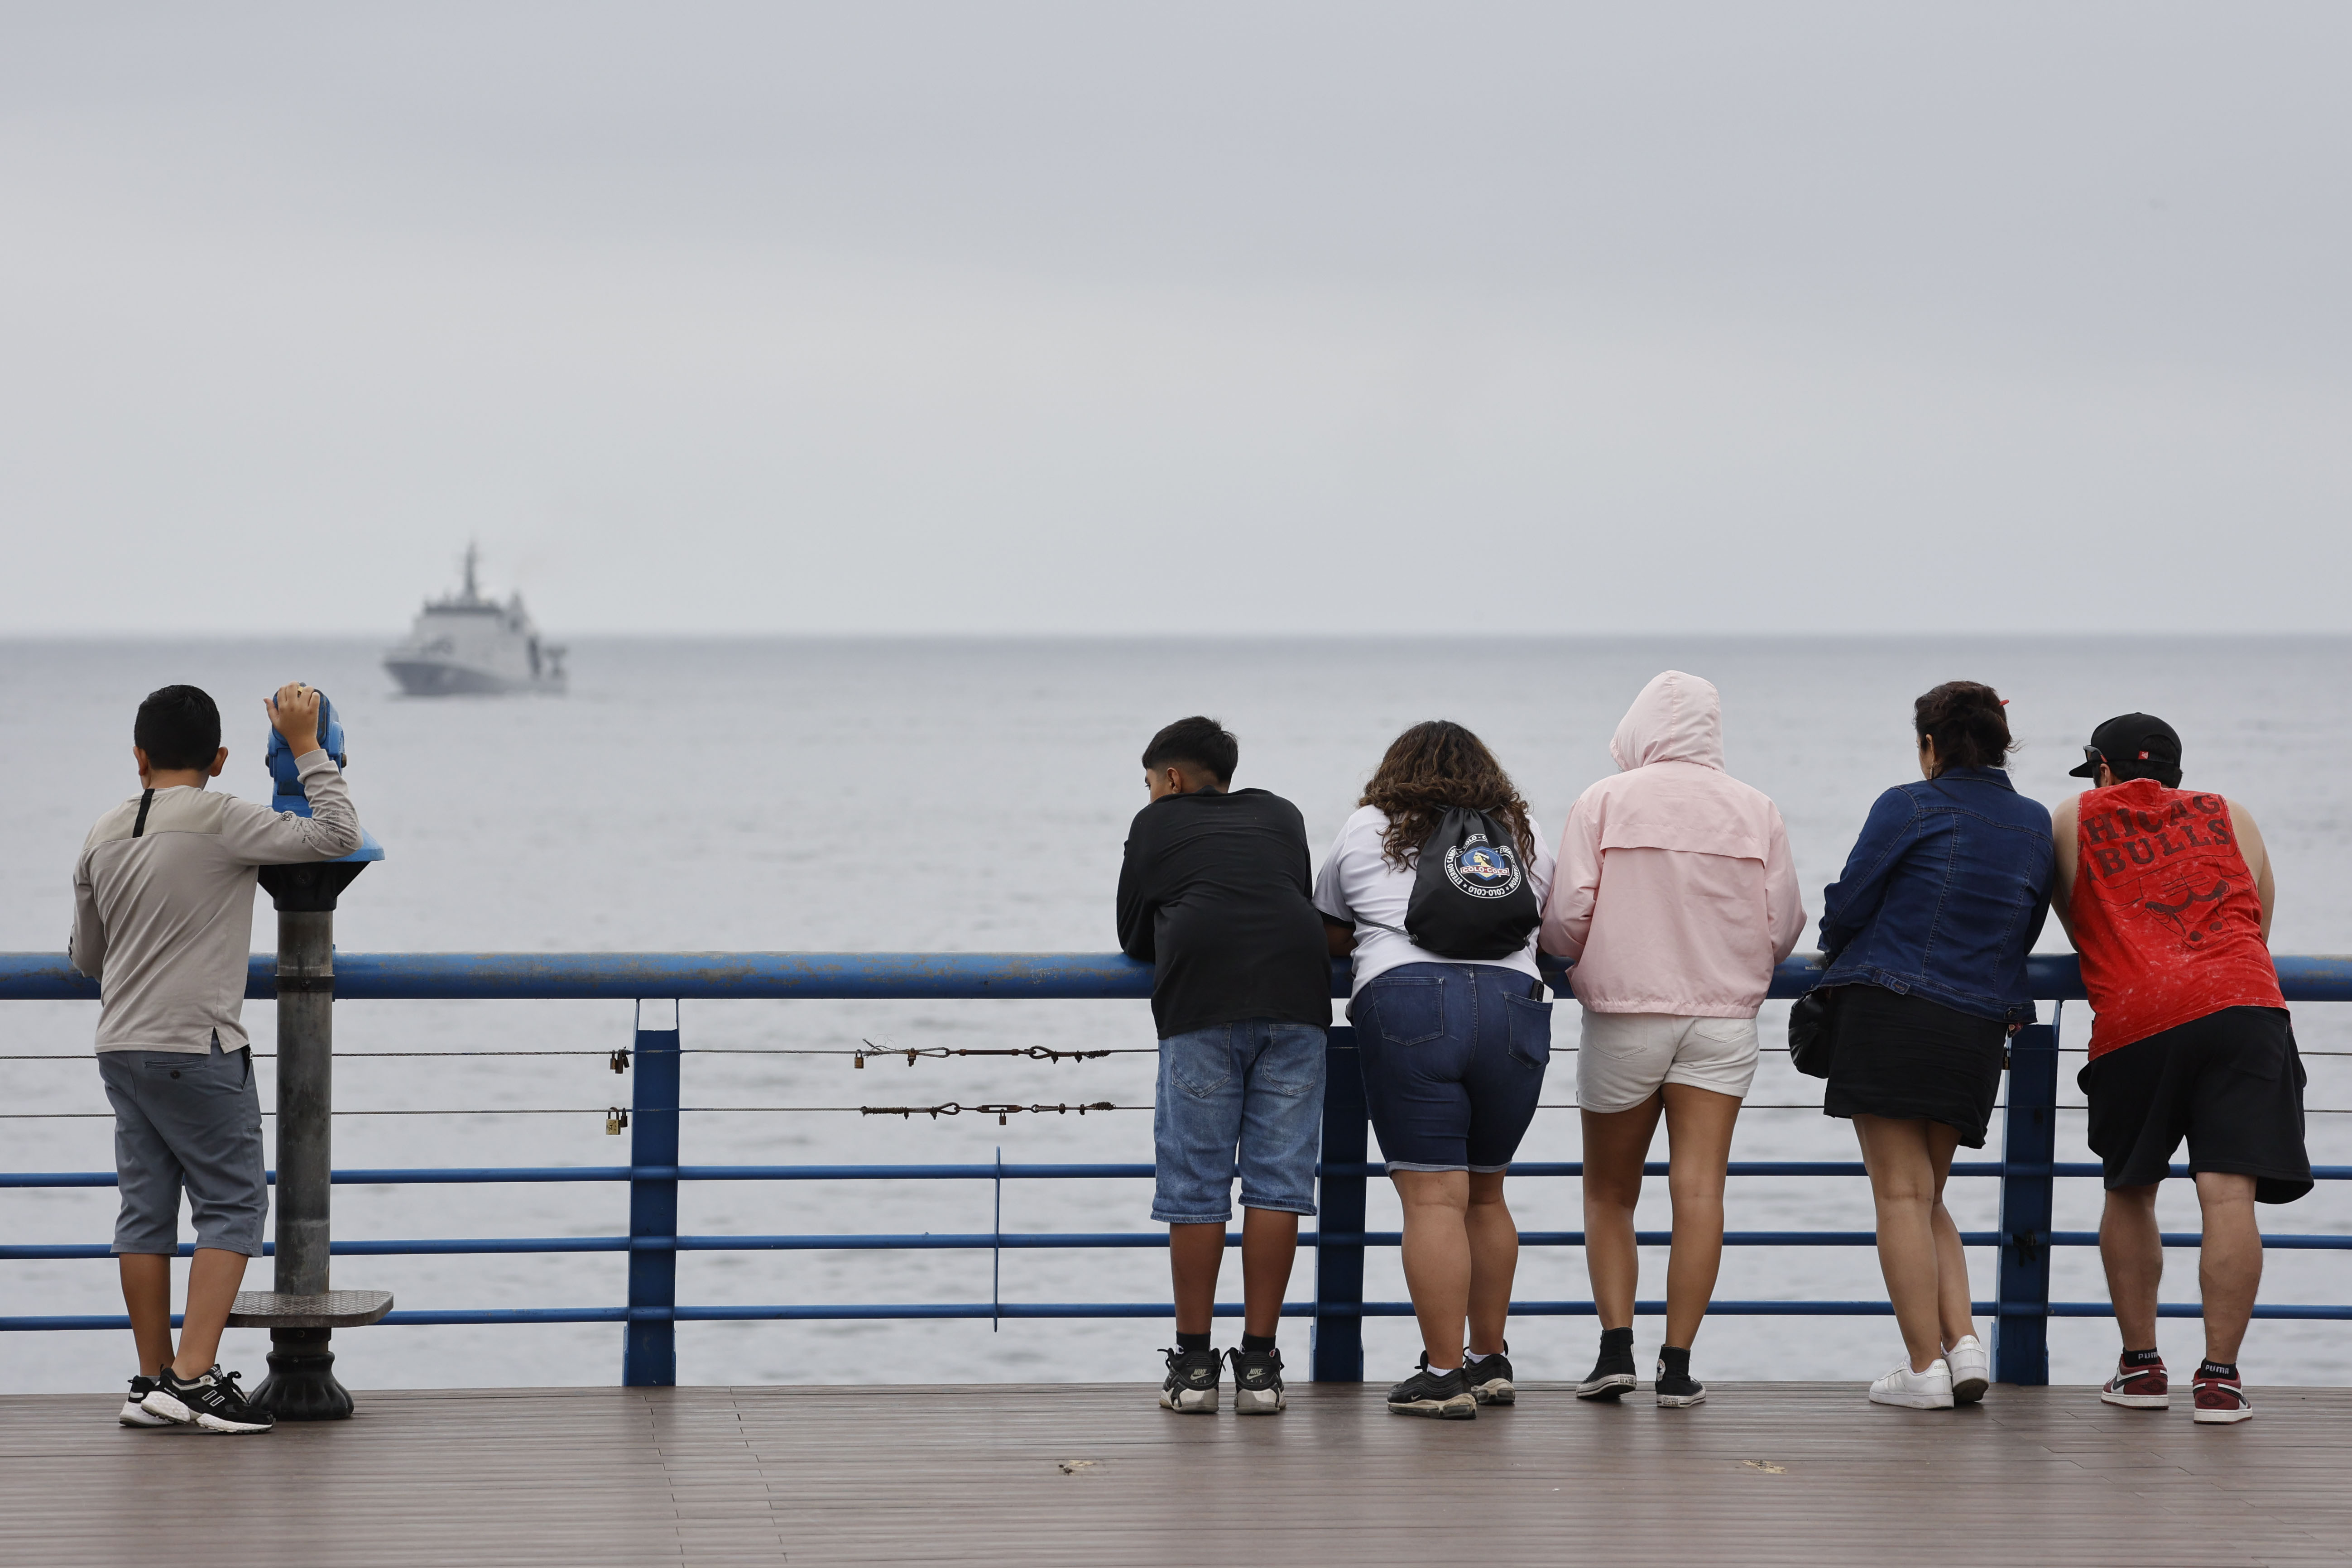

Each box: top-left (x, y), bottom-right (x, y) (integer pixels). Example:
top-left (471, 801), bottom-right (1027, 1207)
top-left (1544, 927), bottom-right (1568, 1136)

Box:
top-left (4, 635), bottom-right (2350, 1394)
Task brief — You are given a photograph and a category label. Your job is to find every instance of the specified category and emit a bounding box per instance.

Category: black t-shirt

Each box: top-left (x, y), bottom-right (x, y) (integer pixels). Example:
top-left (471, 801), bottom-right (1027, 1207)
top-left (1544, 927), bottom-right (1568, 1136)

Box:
top-left (1116, 787), bottom-right (1333, 1039)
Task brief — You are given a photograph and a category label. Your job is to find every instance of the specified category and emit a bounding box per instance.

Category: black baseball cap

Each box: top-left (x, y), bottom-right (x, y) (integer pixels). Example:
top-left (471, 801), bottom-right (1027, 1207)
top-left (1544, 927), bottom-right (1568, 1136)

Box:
top-left (2069, 713), bottom-right (2183, 786)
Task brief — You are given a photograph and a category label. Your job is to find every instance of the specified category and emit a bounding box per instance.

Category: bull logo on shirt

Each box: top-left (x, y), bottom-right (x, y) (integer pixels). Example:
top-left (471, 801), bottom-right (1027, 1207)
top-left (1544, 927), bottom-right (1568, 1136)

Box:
top-left (2143, 878), bottom-right (2232, 943)
top-left (2107, 869), bottom-right (2235, 945)
top-left (1443, 835), bottom-right (1523, 901)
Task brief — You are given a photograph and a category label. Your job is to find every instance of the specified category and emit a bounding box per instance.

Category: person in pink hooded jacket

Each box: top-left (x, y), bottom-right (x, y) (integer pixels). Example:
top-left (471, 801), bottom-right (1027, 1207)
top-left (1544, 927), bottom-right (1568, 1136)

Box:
top-left (1540, 670), bottom-right (1803, 1407)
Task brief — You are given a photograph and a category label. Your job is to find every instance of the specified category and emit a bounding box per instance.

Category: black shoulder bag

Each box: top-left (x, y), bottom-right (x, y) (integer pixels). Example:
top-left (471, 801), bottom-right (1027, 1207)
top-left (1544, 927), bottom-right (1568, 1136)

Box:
top-left (1787, 986), bottom-right (1842, 1078)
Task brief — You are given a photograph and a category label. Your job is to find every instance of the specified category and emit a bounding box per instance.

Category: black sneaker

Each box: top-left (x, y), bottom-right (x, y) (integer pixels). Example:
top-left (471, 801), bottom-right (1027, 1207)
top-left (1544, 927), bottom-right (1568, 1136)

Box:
top-left (1228, 1345), bottom-right (1285, 1415)
top-left (1655, 1359), bottom-right (1707, 1408)
top-left (141, 1365), bottom-right (274, 1434)
top-left (1464, 1346), bottom-right (1516, 1406)
top-left (1387, 1354), bottom-right (1477, 1420)
top-left (1576, 1343), bottom-right (1638, 1401)
top-left (1159, 1346), bottom-right (1221, 1414)
top-left (119, 1375), bottom-right (173, 1428)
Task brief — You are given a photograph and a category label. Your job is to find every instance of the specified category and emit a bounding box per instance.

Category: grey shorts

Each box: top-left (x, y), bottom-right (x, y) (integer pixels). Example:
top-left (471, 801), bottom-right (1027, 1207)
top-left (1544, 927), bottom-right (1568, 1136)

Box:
top-left (98, 1038), bottom-right (267, 1256)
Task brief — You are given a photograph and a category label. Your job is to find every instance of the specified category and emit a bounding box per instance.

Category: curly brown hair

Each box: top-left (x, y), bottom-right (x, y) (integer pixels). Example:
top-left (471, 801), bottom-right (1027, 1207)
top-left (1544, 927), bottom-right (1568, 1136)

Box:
top-left (1360, 720), bottom-right (1537, 870)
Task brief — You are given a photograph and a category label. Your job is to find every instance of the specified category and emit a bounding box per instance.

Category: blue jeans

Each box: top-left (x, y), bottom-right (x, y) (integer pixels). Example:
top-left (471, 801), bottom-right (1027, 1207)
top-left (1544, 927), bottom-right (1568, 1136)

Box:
top-left (1354, 963), bottom-right (1551, 1173)
top-left (1152, 1020), bottom-right (1328, 1224)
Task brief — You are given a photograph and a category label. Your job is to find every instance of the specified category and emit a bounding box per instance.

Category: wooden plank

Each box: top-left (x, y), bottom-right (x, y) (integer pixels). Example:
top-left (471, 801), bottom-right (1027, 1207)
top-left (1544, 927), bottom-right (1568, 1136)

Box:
top-left (2, 1384), bottom-right (2348, 1567)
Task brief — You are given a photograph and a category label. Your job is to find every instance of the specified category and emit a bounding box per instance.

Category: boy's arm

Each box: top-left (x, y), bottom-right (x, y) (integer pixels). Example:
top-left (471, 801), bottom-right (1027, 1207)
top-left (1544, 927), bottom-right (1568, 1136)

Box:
top-left (1115, 827), bottom-right (1154, 962)
top-left (220, 751), bottom-right (363, 863)
top-left (2227, 799), bottom-right (2276, 941)
top-left (68, 856), bottom-right (106, 981)
top-left (219, 684), bottom-right (361, 864)
top-left (2049, 796), bottom-right (2081, 945)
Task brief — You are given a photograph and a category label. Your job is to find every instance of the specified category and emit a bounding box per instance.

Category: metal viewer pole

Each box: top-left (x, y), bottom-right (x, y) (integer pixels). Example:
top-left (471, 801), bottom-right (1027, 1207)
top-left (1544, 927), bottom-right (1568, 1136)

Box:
top-left (248, 861), bottom-right (374, 1418)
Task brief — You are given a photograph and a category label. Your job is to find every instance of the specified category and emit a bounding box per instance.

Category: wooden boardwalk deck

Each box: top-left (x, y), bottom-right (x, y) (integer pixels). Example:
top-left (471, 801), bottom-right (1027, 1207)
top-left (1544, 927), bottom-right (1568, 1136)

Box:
top-left (7, 1381), bottom-right (2352, 1566)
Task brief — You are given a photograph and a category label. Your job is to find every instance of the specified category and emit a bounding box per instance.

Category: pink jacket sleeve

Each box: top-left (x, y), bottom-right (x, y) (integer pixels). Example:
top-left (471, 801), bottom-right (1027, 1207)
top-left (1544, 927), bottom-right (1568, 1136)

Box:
top-left (1540, 794), bottom-right (1603, 960)
top-left (1763, 806), bottom-right (1805, 964)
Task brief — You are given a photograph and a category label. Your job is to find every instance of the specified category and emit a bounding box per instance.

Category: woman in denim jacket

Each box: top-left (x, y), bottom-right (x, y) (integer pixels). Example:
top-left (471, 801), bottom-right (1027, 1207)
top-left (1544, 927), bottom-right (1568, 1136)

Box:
top-left (1817, 682), bottom-right (2053, 1410)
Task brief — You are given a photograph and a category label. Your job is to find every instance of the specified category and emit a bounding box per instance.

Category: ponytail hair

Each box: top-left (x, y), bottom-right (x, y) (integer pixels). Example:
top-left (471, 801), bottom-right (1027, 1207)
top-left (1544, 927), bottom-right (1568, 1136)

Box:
top-left (1914, 681), bottom-right (2014, 775)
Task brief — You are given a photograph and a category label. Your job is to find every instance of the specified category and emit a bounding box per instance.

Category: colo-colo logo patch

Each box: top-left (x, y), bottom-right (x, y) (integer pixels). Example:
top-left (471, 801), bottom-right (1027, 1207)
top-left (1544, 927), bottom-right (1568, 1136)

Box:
top-left (1444, 834), bottom-right (1523, 901)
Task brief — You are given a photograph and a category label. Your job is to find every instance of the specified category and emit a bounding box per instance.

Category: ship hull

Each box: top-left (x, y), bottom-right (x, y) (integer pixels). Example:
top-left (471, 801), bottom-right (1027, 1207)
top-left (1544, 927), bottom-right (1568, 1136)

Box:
top-left (383, 658), bottom-right (563, 697)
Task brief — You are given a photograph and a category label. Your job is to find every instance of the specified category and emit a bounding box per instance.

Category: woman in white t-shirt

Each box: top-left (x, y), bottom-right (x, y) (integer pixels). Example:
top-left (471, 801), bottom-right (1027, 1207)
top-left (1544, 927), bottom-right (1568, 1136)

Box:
top-left (1313, 720), bottom-right (1556, 1420)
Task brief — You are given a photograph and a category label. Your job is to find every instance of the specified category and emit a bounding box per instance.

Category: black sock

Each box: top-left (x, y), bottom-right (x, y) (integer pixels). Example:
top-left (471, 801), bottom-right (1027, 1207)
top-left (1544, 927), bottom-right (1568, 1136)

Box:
top-left (1600, 1326), bottom-right (1633, 1356)
top-left (1240, 1332), bottom-right (1276, 1353)
top-left (2123, 1347), bottom-right (2164, 1368)
top-left (1176, 1331), bottom-right (1211, 1353)
top-left (2198, 1358), bottom-right (2239, 1381)
top-left (1659, 1346), bottom-right (1691, 1379)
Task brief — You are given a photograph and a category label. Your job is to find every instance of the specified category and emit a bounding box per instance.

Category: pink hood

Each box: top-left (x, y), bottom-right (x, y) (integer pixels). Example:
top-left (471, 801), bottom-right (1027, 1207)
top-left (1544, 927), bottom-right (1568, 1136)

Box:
top-left (1609, 669), bottom-right (1726, 774)
top-left (1541, 671), bottom-right (1804, 1017)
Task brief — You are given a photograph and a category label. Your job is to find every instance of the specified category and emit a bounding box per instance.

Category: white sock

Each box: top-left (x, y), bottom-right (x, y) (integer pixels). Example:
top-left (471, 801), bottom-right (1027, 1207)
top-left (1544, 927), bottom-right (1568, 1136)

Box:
top-left (1464, 1349), bottom-right (1493, 1365)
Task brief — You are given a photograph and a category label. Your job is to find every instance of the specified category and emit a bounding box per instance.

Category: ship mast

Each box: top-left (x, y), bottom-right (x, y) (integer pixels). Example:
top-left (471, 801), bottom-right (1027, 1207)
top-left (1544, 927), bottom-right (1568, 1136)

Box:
top-left (462, 542), bottom-right (480, 603)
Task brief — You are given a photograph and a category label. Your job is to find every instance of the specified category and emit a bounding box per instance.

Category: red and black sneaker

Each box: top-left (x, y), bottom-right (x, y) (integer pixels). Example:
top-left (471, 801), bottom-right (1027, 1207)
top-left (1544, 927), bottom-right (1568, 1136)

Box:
top-left (2194, 1368), bottom-right (2252, 1425)
top-left (2099, 1355), bottom-right (2170, 1410)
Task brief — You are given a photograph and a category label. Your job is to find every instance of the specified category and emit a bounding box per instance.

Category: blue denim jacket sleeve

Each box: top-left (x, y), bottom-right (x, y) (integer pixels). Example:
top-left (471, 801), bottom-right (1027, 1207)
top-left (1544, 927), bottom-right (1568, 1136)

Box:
top-left (1817, 786), bottom-right (1920, 964)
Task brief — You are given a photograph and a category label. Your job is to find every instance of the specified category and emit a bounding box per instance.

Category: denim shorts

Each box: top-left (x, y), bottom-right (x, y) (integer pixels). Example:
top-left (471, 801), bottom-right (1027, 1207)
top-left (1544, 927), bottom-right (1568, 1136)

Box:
top-left (97, 1036), bottom-right (267, 1256)
top-left (1152, 1019), bottom-right (1328, 1224)
top-left (1353, 963), bottom-right (1551, 1173)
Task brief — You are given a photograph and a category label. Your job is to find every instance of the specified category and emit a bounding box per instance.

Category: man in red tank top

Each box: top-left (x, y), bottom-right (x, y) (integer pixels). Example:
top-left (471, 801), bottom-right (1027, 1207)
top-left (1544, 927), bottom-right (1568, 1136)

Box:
top-left (2053, 714), bottom-right (2307, 1428)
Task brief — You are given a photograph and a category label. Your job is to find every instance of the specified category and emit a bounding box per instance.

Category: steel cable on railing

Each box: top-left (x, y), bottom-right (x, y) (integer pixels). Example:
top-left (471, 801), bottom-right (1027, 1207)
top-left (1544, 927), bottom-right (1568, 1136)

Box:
top-left (13, 1101), bottom-right (2352, 1122)
top-left (8, 1043), bottom-right (2352, 1060)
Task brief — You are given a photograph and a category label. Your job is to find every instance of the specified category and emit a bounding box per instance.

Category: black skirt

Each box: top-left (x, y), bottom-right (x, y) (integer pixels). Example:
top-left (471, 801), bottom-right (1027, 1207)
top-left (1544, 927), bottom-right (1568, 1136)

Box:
top-left (1822, 985), bottom-right (2008, 1148)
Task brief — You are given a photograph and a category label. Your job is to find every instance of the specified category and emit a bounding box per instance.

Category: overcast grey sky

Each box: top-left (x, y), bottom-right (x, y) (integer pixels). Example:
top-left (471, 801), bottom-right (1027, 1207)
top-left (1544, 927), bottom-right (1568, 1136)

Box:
top-left (4, 4), bottom-right (2347, 634)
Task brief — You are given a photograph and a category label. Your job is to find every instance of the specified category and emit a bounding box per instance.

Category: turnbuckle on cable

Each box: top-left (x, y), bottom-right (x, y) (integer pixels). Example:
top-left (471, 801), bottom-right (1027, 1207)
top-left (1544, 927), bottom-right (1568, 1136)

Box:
top-left (853, 1039), bottom-right (1112, 1069)
top-left (859, 1101), bottom-right (1116, 1126)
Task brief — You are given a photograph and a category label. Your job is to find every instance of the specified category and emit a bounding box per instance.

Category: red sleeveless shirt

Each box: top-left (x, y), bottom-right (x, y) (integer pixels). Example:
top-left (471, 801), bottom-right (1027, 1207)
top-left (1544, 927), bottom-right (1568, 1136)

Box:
top-left (2071, 778), bottom-right (2282, 1060)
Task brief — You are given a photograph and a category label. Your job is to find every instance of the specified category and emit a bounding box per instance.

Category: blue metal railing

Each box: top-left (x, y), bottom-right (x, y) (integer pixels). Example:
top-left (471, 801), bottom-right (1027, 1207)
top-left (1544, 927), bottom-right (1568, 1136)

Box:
top-left (6, 951), bottom-right (2352, 1384)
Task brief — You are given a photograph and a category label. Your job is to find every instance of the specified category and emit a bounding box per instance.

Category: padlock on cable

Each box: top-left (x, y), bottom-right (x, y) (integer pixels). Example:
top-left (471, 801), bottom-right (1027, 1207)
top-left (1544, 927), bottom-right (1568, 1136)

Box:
top-left (606, 1107), bottom-right (629, 1135)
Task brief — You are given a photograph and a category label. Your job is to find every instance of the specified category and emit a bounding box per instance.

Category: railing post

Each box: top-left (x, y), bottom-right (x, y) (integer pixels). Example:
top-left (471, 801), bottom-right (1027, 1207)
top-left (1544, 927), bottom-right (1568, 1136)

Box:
top-left (623, 1005), bottom-right (681, 1387)
top-left (1312, 1025), bottom-right (1366, 1382)
top-left (1994, 1015), bottom-right (2059, 1386)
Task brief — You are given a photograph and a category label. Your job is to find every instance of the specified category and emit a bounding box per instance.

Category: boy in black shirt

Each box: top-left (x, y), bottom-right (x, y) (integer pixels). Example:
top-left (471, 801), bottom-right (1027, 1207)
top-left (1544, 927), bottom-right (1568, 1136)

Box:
top-left (1117, 717), bottom-right (1331, 1414)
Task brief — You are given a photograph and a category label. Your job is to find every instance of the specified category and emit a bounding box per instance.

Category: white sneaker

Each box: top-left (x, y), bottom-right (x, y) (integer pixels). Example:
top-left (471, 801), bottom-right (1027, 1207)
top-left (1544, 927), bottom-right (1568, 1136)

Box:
top-left (1869, 1358), bottom-right (1955, 1410)
top-left (119, 1375), bottom-right (173, 1428)
top-left (1944, 1336), bottom-right (1990, 1405)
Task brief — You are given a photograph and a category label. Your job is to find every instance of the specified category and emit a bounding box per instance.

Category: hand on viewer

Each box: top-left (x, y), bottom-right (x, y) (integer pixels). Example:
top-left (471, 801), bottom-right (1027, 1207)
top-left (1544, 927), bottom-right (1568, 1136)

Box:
top-left (266, 682), bottom-right (322, 757)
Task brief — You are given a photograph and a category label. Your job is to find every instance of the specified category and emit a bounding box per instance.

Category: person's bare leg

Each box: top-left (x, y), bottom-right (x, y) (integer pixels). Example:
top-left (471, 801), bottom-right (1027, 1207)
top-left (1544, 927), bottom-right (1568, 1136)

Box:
top-left (2099, 1184), bottom-right (2164, 1353)
top-left (1392, 1170), bottom-right (1471, 1370)
top-left (1854, 1115), bottom-right (1944, 1371)
top-left (1580, 1097), bottom-right (1663, 1331)
top-left (171, 1248), bottom-right (250, 1378)
top-left (2194, 1172), bottom-right (2263, 1365)
top-left (1919, 1123), bottom-right (1973, 1350)
top-left (1238, 1208), bottom-right (1299, 1341)
top-left (1660, 1084), bottom-right (1740, 1351)
top-left (1168, 1223), bottom-right (1225, 1338)
top-left (118, 1254), bottom-right (175, 1377)
top-left (1464, 1171), bottom-right (1515, 1355)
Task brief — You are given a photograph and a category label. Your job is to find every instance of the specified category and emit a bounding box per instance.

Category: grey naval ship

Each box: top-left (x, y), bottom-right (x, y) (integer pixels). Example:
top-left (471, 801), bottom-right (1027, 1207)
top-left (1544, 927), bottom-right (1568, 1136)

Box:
top-left (382, 545), bottom-right (567, 696)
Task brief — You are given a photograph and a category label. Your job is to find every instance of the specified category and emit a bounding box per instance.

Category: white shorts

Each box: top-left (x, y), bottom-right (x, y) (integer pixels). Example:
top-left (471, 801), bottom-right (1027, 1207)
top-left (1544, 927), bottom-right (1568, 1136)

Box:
top-left (1576, 1008), bottom-right (1760, 1113)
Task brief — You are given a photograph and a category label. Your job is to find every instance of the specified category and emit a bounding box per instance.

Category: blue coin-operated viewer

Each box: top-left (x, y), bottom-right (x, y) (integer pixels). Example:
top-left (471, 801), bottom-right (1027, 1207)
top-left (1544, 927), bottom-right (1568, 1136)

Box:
top-left (242, 690), bottom-right (392, 1420)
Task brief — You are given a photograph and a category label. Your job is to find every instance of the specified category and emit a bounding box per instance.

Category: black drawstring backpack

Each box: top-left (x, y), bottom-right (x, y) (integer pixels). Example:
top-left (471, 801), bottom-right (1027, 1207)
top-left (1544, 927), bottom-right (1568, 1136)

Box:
top-left (1403, 806), bottom-right (1542, 960)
